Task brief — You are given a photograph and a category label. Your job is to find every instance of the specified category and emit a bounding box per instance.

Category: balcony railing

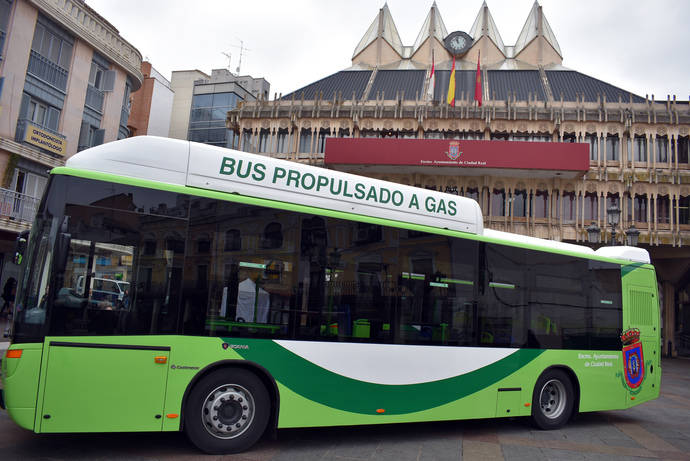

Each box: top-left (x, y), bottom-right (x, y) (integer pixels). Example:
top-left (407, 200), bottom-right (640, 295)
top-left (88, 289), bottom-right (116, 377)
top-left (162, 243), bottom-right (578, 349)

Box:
top-left (27, 50), bottom-right (68, 92)
top-left (0, 188), bottom-right (40, 224)
top-left (85, 84), bottom-right (104, 112)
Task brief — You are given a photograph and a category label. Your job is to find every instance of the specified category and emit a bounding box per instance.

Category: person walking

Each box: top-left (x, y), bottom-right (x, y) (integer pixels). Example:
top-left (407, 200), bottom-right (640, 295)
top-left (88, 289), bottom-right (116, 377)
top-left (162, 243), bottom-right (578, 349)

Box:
top-left (1, 277), bottom-right (17, 318)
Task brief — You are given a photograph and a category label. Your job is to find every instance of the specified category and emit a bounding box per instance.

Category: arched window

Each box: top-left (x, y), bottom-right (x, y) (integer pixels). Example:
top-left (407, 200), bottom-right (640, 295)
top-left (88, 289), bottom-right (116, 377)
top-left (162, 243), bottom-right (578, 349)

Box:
top-left (584, 192), bottom-right (598, 221)
top-left (634, 194), bottom-right (648, 223)
top-left (534, 190), bottom-right (548, 219)
top-left (196, 234), bottom-right (211, 254)
top-left (491, 189), bottom-right (505, 217)
top-left (562, 191), bottom-right (576, 222)
top-left (224, 229), bottom-right (241, 251)
top-left (656, 195), bottom-right (670, 224)
top-left (512, 190), bottom-right (527, 217)
top-left (261, 222), bottom-right (283, 249)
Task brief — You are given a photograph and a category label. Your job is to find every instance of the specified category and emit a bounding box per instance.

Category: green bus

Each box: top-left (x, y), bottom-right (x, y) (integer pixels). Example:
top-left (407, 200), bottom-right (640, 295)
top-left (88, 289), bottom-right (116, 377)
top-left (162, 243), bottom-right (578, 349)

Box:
top-left (1, 136), bottom-right (660, 454)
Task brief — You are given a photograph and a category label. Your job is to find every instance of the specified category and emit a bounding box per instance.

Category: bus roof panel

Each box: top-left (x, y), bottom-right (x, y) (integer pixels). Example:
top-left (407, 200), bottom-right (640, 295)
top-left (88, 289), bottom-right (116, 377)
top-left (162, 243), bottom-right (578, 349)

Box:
top-left (66, 136), bottom-right (484, 234)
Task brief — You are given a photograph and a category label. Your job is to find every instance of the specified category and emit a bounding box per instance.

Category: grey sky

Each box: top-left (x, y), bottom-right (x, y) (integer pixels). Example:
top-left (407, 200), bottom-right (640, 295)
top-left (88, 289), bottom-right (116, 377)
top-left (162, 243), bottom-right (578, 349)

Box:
top-left (86, 0), bottom-right (689, 101)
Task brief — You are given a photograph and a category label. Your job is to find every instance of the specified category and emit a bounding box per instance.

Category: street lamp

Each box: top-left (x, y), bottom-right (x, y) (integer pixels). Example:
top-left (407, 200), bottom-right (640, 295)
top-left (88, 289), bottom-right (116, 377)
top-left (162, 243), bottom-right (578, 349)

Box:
top-left (586, 221), bottom-right (601, 245)
top-left (625, 225), bottom-right (640, 247)
top-left (607, 204), bottom-right (621, 246)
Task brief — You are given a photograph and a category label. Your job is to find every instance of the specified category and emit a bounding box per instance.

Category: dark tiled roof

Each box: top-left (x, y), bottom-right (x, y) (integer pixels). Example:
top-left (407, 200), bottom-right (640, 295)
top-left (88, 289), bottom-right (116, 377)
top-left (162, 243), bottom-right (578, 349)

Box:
top-left (282, 71), bottom-right (372, 100)
top-left (433, 70), bottom-right (478, 101)
top-left (546, 70), bottom-right (645, 103)
top-left (488, 70), bottom-right (545, 101)
top-left (367, 70), bottom-right (426, 100)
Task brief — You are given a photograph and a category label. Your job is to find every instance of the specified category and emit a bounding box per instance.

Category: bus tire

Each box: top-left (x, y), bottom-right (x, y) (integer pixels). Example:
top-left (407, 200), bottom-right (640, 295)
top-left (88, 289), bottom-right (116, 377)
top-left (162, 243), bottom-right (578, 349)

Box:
top-left (530, 369), bottom-right (574, 430)
top-left (184, 367), bottom-right (270, 454)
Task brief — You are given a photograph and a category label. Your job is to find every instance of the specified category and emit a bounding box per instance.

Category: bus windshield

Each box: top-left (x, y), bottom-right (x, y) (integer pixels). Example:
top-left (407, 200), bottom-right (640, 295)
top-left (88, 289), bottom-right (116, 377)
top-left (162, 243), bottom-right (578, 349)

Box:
top-left (12, 213), bottom-right (58, 342)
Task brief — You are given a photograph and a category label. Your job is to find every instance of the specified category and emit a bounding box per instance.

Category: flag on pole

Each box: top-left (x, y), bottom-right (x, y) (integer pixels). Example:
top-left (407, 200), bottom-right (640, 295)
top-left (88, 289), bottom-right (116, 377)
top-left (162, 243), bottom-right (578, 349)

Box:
top-left (446, 56), bottom-right (456, 106)
top-left (474, 50), bottom-right (482, 107)
top-left (426, 50), bottom-right (435, 101)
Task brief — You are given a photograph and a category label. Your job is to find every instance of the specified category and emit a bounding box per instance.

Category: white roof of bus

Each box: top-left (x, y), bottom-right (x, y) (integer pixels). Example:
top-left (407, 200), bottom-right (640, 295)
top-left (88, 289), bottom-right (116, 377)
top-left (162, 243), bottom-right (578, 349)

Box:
top-left (65, 136), bottom-right (483, 234)
top-left (65, 136), bottom-right (650, 264)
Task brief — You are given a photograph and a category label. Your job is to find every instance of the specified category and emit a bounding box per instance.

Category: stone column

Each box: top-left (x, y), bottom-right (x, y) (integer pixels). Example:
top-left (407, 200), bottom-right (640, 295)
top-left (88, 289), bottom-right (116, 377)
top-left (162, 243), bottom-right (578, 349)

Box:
top-left (663, 281), bottom-right (676, 357)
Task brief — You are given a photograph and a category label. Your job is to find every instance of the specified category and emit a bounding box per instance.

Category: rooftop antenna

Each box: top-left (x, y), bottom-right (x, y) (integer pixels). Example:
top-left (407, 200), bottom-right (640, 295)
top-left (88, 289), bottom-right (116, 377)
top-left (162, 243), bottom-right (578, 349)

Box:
top-left (231, 39), bottom-right (251, 75)
top-left (221, 51), bottom-right (232, 72)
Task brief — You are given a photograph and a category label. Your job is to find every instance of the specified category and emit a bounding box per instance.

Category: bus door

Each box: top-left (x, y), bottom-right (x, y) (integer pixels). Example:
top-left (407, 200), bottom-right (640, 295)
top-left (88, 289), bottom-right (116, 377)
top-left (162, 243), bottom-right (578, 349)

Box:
top-left (38, 228), bottom-right (173, 433)
top-left (39, 340), bottom-right (171, 433)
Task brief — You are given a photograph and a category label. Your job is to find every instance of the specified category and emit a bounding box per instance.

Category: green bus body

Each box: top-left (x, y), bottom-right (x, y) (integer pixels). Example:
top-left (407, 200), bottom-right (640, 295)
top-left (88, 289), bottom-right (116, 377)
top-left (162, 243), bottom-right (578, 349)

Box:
top-left (1, 158), bottom-right (661, 450)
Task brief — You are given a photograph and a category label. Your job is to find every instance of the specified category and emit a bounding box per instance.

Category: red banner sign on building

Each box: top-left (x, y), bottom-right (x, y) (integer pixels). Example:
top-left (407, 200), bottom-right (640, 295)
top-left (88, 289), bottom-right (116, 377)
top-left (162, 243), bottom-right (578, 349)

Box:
top-left (324, 138), bottom-right (589, 178)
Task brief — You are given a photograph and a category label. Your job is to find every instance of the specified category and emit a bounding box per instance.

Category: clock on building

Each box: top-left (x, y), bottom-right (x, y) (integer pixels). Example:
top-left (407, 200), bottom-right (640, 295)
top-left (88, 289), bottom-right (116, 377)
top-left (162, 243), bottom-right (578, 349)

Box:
top-left (443, 31), bottom-right (472, 57)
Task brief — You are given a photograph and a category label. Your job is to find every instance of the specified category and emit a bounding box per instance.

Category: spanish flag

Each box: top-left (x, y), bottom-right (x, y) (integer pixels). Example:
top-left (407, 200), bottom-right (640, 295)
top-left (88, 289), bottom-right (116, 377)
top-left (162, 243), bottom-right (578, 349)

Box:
top-left (474, 51), bottom-right (482, 107)
top-left (446, 56), bottom-right (456, 106)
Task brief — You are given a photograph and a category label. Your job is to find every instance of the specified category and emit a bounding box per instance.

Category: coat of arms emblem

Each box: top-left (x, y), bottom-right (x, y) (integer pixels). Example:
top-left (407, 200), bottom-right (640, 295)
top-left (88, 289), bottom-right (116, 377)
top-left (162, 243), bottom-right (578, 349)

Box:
top-left (621, 328), bottom-right (644, 389)
top-left (446, 141), bottom-right (462, 160)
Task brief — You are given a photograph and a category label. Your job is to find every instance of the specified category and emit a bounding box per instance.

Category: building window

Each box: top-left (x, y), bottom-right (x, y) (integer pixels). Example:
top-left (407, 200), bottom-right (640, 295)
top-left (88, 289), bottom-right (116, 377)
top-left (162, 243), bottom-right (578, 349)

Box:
top-left (78, 121), bottom-right (104, 152)
top-left (634, 195), bottom-right (648, 223)
top-left (359, 130), bottom-right (378, 138)
top-left (679, 137), bottom-right (689, 164)
top-left (512, 189), bottom-right (527, 217)
top-left (298, 129), bottom-right (312, 152)
top-left (656, 136), bottom-right (668, 163)
top-left (31, 20), bottom-right (73, 70)
top-left (584, 192), bottom-right (598, 221)
top-left (562, 133), bottom-right (576, 143)
top-left (464, 188), bottom-right (478, 202)
top-left (0, 0), bottom-right (11, 58)
top-left (338, 128), bottom-right (350, 138)
top-left (424, 130), bottom-right (443, 139)
top-left (656, 195), bottom-right (670, 224)
top-left (143, 240), bottom-right (156, 256)
top-left (625, 193), bottom-right (632, 222)
top-left (679, 196), bottom-right (690, 225)
top-left (562, 192), bottom-right (576, 222)
top-left (491, 133), bottom-right (509, 141)
top-left (585, 134), bottom-right (599, 161)
top-left (261, 223), bottom-right (283, 249)
top-left (24, 95), bottom-right (60, 131)
top-left (242, 129), bottom-right (255, 152)
top-left (276, 129), bottom-right (290, 153)
top-left (317, 129), bottom-right (329, 153)
top-left (258, 129), bottom-right (270, 152)
top-left (606, 135), bottom-right (619, 161)
top-left (634, 135), bottom-right (647, 162)
top-left (224, 230), bottom-right (241, 251)
top-left (535, 190), bottom-right (548, 219)
top-left (188, 91), bottom-right (241, 147)
top-left (197, 236), bottom-right (211, 254)
top-left (491, 189), bottom-right (505, 217)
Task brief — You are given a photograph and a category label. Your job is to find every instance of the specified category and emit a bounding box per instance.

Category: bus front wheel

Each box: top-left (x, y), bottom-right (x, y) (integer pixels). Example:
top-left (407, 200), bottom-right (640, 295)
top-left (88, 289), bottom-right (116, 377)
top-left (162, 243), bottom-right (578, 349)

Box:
top-left (530, 369), bottom-right (574, 430)
top-left (184, 368), bottom-right (270, 454)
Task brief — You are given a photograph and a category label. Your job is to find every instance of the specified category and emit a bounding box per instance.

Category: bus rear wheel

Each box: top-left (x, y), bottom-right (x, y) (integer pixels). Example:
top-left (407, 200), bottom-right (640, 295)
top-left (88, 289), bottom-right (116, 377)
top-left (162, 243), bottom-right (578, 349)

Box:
top-left (530, 369), bottom-right (574, 430)
top-left (184, 368), bottom-right (270, 454)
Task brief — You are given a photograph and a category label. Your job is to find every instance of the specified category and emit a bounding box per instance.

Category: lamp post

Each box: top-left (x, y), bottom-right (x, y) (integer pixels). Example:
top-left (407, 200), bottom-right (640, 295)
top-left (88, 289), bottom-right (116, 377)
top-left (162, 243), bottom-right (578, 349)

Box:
top-left (586, 221), bottom-right (601, 245)
top-left (625, 225), bottom-right (640, 247)
top-left (607, 204), bottom-right (620, 246)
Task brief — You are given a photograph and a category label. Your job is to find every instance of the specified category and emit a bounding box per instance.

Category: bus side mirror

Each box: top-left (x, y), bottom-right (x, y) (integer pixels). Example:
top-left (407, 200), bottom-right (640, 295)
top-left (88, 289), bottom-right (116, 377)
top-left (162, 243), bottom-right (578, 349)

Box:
top-left (13, 230), bottom-right (29, 265)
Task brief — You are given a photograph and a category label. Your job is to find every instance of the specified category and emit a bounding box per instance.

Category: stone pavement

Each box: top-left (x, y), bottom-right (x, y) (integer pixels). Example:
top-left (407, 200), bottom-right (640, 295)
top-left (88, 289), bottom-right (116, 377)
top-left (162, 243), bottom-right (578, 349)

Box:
top-left (0, 355), bottom-right (689, 460)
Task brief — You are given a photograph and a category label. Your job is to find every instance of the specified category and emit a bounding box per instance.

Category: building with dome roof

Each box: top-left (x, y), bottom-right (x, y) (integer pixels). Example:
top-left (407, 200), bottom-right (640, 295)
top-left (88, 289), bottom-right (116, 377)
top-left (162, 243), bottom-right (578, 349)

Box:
top-left (228, 1), bottom-right (690, 356)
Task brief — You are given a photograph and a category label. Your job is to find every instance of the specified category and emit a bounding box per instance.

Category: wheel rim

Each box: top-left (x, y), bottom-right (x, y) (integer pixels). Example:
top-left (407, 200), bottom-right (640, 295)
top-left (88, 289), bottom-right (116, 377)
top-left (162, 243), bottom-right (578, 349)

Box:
top-left (202, 384), bottom-right (255, 439)
top-left (538, 379), bottom-right (566, 420)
